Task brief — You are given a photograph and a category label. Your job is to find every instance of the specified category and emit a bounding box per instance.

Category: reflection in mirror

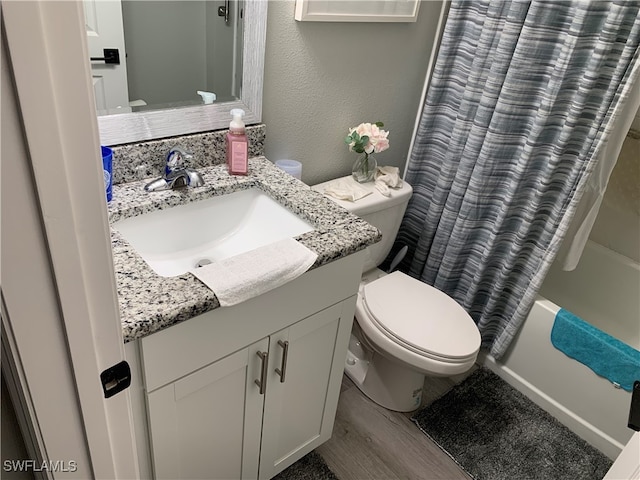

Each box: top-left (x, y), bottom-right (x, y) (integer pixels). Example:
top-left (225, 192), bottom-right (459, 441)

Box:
top-left (89, 1), bottom-right (243, 115)
top-left (92, 0), bottom-right (266, 146)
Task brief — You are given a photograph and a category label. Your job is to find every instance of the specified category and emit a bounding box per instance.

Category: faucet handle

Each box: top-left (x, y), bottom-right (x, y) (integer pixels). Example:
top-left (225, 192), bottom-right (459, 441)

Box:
top-left (165, 145), bottom-right (193, 174)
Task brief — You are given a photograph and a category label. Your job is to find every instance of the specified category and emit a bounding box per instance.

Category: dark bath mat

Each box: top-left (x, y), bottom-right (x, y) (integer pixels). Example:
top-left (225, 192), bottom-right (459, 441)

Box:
top-left (412, 368), bottom-right (613, 480)
top-left (273, 451), bottom-right (339, 480)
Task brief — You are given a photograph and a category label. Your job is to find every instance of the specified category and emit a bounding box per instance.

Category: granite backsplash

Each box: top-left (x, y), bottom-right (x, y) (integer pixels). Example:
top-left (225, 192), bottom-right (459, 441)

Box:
top-left (110, 124), bottom-right (266, 186)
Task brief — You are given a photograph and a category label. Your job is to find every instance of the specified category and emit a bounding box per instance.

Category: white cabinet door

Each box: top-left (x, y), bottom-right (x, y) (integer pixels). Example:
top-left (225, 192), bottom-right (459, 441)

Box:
top-left (147, 338), bottom-right (268, 480)
top-left (259, 301), bottom-right (353, 479)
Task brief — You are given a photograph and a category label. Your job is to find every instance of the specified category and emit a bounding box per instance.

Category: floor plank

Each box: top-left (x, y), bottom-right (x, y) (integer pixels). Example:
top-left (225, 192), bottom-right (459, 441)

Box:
top-left (317, 373), bottom-right (473, 480)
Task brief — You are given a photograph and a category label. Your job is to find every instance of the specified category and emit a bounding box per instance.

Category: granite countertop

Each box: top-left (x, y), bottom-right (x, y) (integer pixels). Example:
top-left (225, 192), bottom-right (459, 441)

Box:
top-left (109, 156), bottom-right (381, 343)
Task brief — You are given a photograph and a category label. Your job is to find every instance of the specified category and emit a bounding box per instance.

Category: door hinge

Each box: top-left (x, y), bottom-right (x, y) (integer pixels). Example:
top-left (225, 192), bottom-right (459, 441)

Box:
top-left (100, 361), bottom-right (131, 398)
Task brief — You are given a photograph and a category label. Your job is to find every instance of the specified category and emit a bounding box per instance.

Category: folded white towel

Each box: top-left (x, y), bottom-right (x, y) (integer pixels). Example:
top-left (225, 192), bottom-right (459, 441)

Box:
top-left (375, 166), bottom-right (403, 197)
top-left (323, 177), bottom-right (373, 202)
top-left (191, 238), bottom-right (318, 306)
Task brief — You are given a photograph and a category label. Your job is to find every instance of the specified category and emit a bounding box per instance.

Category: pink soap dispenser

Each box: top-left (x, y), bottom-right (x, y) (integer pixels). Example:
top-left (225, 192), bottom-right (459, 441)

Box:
top-left (226, 109), bottom-right (248, 175)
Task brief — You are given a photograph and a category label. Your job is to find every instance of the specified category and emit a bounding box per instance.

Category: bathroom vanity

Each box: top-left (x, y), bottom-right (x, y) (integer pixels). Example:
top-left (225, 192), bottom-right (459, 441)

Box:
top-left (108, 156), bottom-right (380, 479)
top-left (131, 254), bottom-right (363, 480)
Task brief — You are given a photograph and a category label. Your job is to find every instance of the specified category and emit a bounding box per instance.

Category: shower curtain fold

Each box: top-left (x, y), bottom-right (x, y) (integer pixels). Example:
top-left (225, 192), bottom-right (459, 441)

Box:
top-left (396, 0), bottom-right (640, 359)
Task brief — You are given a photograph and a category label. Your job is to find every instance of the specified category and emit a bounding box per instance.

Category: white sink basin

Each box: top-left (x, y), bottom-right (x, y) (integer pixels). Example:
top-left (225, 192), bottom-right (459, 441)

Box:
top-left (113, 188), bottom-right (315, 277)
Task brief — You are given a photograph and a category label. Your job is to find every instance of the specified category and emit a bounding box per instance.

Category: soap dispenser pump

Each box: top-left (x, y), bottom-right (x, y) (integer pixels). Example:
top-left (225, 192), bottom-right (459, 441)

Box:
top-left (226, 109), bottom-right (248, 175)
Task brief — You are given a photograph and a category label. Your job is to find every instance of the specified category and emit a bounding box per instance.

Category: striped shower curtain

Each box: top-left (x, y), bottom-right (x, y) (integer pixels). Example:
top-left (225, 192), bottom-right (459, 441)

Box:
top-left (396, 0), bottom-right (640, 359)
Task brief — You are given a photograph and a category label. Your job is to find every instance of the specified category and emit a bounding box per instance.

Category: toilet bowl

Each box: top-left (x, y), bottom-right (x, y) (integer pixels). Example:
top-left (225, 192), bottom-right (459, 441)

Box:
top-left (312, 177), bottom-right (481, 412)
top-left (350, 269), bottom-right (480, 410)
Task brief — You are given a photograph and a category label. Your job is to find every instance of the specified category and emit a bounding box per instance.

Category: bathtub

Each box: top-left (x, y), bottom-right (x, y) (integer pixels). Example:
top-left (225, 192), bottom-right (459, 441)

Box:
top-left (482, 240), bottom-right (640, 460)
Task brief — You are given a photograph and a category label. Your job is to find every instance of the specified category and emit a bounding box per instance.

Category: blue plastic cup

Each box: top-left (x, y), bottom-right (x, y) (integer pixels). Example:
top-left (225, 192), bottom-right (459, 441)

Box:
top-left (101, 146), bottom-right (113, 202)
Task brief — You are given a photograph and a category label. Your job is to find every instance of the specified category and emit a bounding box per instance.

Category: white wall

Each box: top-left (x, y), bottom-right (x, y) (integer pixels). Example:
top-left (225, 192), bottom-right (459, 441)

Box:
top-left (262, 1), bottom-right (444, 185)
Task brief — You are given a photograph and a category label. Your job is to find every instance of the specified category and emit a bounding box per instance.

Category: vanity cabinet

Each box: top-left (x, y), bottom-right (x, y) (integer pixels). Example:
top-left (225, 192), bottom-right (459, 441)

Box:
top-left (130, 252), bottom-right (364, 480)
top-left (146, 304), bottom-right (348, 480)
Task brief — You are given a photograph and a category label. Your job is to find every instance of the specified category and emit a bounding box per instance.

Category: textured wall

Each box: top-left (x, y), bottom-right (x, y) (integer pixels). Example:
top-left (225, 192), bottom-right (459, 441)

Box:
top-left (262, 1), bottom-right (444, 186)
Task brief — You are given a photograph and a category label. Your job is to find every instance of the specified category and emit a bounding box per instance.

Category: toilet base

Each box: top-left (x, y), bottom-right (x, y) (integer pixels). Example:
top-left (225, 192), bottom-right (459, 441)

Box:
top-left (345, 334), bottom-right (424, 412)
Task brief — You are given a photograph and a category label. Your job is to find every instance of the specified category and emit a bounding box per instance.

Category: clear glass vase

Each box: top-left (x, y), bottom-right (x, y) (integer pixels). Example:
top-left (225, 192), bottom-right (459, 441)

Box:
top-left (351, 153), bottom-right (377, 183)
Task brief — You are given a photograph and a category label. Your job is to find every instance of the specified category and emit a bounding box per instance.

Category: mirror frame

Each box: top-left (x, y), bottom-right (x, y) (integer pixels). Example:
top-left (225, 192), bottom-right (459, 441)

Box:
top-left (98, 0), bottom-right (267, 146)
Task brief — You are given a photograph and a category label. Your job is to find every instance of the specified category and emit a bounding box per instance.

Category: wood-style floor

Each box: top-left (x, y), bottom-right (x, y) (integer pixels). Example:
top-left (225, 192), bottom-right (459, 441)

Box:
top-left (317, 370), bottom-right (476, 480)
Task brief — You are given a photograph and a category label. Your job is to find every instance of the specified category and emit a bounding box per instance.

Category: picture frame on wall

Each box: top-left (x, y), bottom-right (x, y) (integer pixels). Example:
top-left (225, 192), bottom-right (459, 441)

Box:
top-left (294, 0), bottom-right (420, 22)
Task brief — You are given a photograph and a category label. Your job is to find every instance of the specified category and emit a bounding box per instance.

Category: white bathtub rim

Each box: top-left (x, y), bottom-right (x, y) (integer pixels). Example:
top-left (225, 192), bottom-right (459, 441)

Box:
top-left (480, 352), bottom-right (625, 460)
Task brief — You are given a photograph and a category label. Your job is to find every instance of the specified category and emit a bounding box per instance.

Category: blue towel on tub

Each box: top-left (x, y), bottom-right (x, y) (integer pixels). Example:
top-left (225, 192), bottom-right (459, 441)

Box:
top-left (550, 308), bottom-right (640, 392)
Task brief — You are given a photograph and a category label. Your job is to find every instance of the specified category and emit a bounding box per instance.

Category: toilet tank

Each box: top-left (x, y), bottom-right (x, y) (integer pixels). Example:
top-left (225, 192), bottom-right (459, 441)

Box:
top-left (312, 176), bottom-right (413, 272)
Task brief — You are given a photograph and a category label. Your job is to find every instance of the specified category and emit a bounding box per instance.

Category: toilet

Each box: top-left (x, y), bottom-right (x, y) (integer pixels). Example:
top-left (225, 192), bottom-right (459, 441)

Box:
top-left (312, 176), bottom-right (481, 412)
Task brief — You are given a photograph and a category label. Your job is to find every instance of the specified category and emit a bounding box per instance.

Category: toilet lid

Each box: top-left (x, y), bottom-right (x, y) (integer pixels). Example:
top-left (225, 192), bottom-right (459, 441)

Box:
top-left (362, 271), bottom-right (480, 360)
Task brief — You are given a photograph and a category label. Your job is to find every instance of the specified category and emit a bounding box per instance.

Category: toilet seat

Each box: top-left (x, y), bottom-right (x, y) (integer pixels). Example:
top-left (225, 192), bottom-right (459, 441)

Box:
top-left (361, 271), bottom-right (480, 364)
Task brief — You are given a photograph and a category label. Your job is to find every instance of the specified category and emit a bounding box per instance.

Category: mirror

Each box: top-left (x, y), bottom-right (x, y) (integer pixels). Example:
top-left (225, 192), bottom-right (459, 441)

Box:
top-left (97, 1), bottom-right (243, 112)
top-left (94, 0), bottom-right (267, 146)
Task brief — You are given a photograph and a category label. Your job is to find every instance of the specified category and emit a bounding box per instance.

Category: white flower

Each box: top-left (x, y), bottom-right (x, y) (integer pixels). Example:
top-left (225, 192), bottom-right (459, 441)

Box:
top-left (345, 122), bottom-right (390, 155)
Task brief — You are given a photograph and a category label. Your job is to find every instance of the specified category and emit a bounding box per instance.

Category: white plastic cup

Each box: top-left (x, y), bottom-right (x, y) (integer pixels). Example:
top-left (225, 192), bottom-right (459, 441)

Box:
top-left (275, 160), bottom-right (302, 180)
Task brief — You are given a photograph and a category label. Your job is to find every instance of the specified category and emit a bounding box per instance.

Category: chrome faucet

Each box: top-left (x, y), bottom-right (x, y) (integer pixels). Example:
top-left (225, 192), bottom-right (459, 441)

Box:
top-left (144, 146), bottom-right (205, 192)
